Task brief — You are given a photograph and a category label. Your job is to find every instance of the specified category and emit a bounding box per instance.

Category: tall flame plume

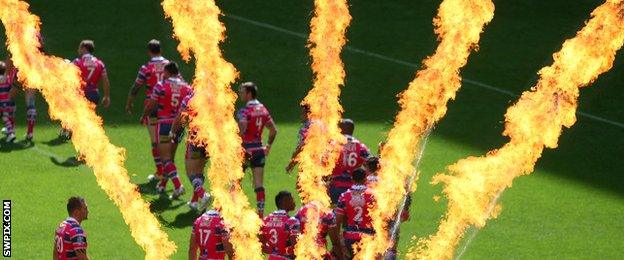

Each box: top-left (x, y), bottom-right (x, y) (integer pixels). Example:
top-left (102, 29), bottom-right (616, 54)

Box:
top-left (410, 1), bottom-right (624, 259)
top-left (161, 0), bottom-right (263, 259)
top-left (0, 0), bottom-right (176, 259)
top-left (356, 0), bottom-right (494, 258)
top-left (295, 0), bottom-right (351, 259)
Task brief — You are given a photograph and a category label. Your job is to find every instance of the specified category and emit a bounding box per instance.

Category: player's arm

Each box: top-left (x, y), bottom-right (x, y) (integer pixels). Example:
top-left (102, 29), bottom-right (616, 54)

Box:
top-left (71, 233), bottom-right (89, 260)
top-left (142, 99), bottom-right (157, 124)
top-left (171, 112), bottom-right (186, 138)
top-left (223, 235), bottom-right (234, 259)
top-left (75, 248), bottom-right (89, 260)
top-left (99, 68), bottom-right (111, 108)
top-left (188, 232), bottom-right (198, 260)
top-left (52, 238), bottom-right (59, 260)
top-left (265, 119), bottom-right (277, 155)
top-left (237, 117), bottom-right (247, 138)
top-left (126, 82), bottom-right (142, 114)
top-left (286, 136), bottom-right (304, 173)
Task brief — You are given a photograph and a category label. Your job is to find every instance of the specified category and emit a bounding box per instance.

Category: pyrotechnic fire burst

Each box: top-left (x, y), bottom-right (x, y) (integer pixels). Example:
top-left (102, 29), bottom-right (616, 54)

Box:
top-left (162, 0), bottom-right (263, 259)
top-left (410, 1), bottom-right (624, 259)
top-left (0, 0), bottom-right (176, 259)
top-left (295, 0), bottom-right (351, 259)
top-left (356, 0), bottom-right (495, 258)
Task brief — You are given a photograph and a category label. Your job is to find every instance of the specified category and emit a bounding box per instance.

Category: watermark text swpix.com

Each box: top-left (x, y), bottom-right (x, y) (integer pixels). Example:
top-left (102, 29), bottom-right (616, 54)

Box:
top-left (3, 200), bottom-right (10, 257)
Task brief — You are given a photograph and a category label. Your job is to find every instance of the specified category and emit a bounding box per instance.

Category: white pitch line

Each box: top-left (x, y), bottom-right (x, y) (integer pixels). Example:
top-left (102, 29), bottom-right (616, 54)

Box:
top-left (455, 189), bottom-right (504, 260)
top-left (225, 13), bottom-right (624, 130)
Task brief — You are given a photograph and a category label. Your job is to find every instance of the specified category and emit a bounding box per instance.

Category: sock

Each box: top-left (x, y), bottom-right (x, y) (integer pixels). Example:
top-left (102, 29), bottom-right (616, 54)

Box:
top-left (26, 105), bottom-right (36, 135)
top-left (2, 111), bottom-right (15, 135)
top-left (191, 174), bottom-right (206, 202)
top-left (164, 160), bottom-right (181, 189)
top-left (151, 143), bottom-right (163, 175)
top-left (254, 187), bottom-right (265, 218)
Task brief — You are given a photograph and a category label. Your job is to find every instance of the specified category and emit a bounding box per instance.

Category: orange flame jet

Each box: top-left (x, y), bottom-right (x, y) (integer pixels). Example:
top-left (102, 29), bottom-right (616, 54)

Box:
top-left (410, 1), bottom-right (624, 259)
top-left (162, 0), bottom-right (263, 259)
top-left (295, 0), bottom-right (351, 259)
top-left (356, 0), bottom-right (495, 258)
top-left (0, 0), bottom-right (176, 259)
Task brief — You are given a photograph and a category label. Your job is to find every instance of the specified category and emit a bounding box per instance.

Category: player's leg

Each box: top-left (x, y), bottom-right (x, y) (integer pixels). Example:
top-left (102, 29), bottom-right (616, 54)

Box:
top-left (185, 142), bottom-right (209, 210)
top-left (24, 89), bottom-right (36, 141)
top-left (158, 122), bottom-right (184, 199)
top-left (1, 103), bottom-right (16, 142)
top-left (250, 149), bottom-right (266, 218)
top-left (146, 110), bottom-right (164, 181)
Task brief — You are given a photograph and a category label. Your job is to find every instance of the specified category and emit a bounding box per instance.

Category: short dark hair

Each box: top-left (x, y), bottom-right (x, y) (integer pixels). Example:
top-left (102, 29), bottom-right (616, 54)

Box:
top-left (67, 196), bottom-right (85, 215)
top-left (352, 168), bottom-right (367, 183)
top-left (240, 82), bottom-right (258, 98)
top-left (275, 191), bottom-right (292, 208)
top-left (0, 61), bottom-right (5, 75)
top-left (164, 61), bottom-right (179, 75)
top-left (147, 39), bottom-right (161, 54)
top-left (366, 156), bottom-right (379, 173)
top-left (340, 118), bottom-right (355, 135)
top-left (80, 40), bottom-right (95, 53)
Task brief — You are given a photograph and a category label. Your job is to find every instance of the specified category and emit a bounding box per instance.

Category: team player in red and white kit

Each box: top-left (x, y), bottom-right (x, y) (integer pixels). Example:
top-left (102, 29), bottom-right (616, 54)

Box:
top-left (189, 208), bottom-right (234, 260)
top-left (237, 82), bottom-right (278, 218)
top-left (171, 93), bottom-right (211, 210)
top-left (261, 191), bottom-right (300, 260)
top-left (143, 62), bottom-right (192, 199)
top-left (0, 60), bottom-right (17, 143)
top-left (60, 40), bottom-right (111, 139)
top-left (54, 196), bottom-right (89, 260)
top-left (294, 200), bottom-right (344, 260)
top-left (335, 168), bottom-right (375, 259)
top-left (126, 39), bottom-right (170, 181)
top-left (2, 56), bottom-right (38, 142)
top-left (329, 119), bottom-right (371, 205)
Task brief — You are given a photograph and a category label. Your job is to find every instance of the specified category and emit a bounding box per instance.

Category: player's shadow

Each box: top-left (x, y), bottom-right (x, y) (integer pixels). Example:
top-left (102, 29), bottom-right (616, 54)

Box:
top-left (43, 136), bottom-right (69, 147)
top-left (0, 139), bottom-right (34, 153)
top-left (148, 194), bottom-right (186, 213)
top-left (137, 179), bottom-right (162, 195)
top-left (162, 210), bottom-right (200, 229)
top-left (50, 156), bottom-right (83, 167)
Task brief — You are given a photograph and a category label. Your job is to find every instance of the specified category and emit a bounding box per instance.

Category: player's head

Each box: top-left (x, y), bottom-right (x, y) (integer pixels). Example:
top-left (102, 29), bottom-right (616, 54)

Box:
top-left (163, 61), bottom-right (180, 78)
top-left (147, 39), bottom-right (161, 55)
top-left (352, 168), bottom-right (367, 185)
top-left (300, 103), bottom-right (311, 122)
top-left (67, 196), bottom-right (89, 222)
top-left (0, 61), bottom-right (5, 75)
top-left (339, 118), bottom-right (355, 135)
top-left (365, 156), bottom-right (380, 175)
top-left (78, 40), bottom-right (95, 55)
top-left (275, 190), bottom-right (295, 212)
top-left (238, 82), bottom-right (258, 103)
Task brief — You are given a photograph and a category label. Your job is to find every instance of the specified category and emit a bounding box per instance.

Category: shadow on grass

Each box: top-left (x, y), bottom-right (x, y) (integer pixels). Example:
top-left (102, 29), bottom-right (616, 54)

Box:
top-left (162, 210), bottom-right (200, 229)
top-left (50, 156), bottom-right (83, 167)
top-left (0, 139), bottom-right (34, 152)
top-left (148, 194), bottom-right (187, 213)
top-left (43, 136), bottom-right (69, 147)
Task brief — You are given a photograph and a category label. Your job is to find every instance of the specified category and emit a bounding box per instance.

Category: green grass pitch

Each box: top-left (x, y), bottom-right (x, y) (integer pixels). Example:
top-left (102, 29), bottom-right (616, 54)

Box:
top-left (1, 0), bottom-right (623, 259)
